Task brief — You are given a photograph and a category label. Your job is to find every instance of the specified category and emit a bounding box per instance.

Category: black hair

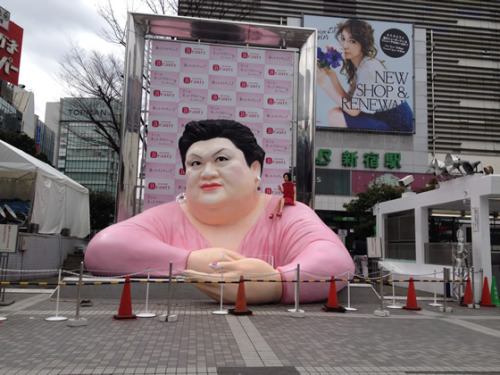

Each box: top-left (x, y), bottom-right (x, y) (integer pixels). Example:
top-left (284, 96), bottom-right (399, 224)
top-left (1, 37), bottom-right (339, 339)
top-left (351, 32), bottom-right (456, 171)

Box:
top-left (178, 119), bottom-right (265, 174)
top-left (283, 172), bottom-right (292, 181)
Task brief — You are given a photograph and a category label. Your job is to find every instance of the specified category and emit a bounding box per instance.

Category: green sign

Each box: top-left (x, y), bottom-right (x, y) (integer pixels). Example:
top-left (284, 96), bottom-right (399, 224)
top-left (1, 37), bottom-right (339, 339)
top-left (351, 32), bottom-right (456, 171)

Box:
top-left (315, 148), bottom-right (402, 170)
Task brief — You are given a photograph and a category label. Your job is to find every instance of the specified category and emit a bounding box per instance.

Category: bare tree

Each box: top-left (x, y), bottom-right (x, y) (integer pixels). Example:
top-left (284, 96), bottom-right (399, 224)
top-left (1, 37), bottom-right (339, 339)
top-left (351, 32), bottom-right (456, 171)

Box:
top-left (96, 0), bottom-right (174, 47)
top-left (58, 0), bottom-right (260, 155)
top-left (57, 43), bottom-right (122, 154)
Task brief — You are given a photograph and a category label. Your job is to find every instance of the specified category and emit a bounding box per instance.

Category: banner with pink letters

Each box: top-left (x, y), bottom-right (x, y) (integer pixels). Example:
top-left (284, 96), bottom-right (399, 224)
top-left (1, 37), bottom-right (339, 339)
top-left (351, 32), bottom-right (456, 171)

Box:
top-left (144, 40), bottom-right (295, 211)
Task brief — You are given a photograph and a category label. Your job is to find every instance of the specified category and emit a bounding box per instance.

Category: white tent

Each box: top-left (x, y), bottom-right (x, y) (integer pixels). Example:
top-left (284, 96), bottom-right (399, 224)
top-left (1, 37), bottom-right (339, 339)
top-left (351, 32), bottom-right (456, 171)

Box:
top-left (0, 140), bottom-right (90, 238)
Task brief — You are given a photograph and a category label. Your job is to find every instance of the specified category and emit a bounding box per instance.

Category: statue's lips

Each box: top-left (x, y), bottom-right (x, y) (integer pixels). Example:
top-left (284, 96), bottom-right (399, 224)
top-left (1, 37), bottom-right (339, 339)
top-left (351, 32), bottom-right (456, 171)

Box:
top-left (200, 183), bottom-right (222, 191)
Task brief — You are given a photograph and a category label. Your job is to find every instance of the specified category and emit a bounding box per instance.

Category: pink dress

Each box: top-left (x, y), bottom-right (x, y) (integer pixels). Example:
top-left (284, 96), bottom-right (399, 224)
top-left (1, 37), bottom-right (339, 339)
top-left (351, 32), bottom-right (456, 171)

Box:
top-left (282, 182), bottom-right (295, 205)
top-left (84, 196), bottom-right (354, 303)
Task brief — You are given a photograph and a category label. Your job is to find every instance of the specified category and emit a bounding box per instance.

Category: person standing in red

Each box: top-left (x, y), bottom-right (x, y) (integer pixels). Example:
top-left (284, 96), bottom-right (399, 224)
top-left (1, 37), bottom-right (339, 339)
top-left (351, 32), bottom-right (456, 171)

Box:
top-left (269, 172), bottom-right (296, 218)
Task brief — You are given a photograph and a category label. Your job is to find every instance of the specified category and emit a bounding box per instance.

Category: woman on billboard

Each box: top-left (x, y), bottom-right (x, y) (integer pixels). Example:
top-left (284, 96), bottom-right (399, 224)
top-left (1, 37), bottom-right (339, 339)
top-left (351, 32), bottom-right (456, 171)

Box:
top-left (317, 19), bottom-right (413, 132)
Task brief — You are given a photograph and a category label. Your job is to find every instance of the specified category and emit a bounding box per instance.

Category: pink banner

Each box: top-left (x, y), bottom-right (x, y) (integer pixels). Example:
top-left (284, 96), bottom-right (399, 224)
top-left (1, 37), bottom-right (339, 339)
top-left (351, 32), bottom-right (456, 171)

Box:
top-left (144, 41), bottom-right (294, 211)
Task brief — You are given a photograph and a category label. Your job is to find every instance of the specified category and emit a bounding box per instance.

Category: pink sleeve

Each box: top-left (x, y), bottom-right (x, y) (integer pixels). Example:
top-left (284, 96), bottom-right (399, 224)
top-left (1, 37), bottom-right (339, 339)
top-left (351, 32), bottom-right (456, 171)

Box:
top-left (84, 202), bottom-right (202, 277)
top-left (274, 204), bottom-right (354, 304)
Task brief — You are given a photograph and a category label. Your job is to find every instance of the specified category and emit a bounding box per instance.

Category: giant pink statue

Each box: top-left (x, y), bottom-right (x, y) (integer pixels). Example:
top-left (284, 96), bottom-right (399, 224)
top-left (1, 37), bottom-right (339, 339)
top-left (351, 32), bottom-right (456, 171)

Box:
top-left (85, 119), bottom-right (354, 304)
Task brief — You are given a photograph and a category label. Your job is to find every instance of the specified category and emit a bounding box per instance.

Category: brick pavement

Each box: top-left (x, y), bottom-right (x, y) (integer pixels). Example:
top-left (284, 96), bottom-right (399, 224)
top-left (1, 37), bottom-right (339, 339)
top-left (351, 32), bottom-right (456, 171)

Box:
top-left (1, 283), bottom-right (500, 375)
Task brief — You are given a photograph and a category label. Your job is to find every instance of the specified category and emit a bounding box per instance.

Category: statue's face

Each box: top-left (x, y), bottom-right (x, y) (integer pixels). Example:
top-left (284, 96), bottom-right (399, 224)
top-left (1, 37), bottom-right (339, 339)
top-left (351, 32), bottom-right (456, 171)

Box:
top-left (184, 137), bottom-right (258, 209)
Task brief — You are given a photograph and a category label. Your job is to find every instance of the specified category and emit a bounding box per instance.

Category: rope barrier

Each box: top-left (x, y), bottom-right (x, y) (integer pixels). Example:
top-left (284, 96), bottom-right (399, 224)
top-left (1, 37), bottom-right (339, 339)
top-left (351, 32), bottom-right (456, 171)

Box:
top-left (0, 278), bottom-right (470, 287)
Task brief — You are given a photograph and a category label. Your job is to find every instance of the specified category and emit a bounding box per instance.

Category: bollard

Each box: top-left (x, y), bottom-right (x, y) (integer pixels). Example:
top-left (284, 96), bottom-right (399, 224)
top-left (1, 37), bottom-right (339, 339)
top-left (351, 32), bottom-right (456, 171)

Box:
top-left (137, 268), bottom-right (156, 318)
top-left (439, 267), bottom-right (452, 313)
top-left (429, 269), bottom-right (443, 307)
top-left (45, 268), bottom-right (68, 321)
top-left (387, 268), bottom-right (402, 309)
top-left (374, 267), bottom-right (389, 317)
top-left (159, 262), bottom-right (178, 322)
top-left (67, 262), bottom-right (88, 327)
top-left (212, 255), bottom-right (228, 315)
top-left (288, 264), bottom-right (305, 317)
top-left (345, 269), bottom-right (357, 311)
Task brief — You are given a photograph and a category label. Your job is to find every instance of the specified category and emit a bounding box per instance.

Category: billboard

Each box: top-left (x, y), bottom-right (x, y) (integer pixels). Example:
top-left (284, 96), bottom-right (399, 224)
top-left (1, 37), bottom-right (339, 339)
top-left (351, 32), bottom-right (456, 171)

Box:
top-left (144, 40), bottom-right (294, 210)
top-left (0, 20), bottom-right (23, 86)
top-left (304, 15), bottom-right (414, 133)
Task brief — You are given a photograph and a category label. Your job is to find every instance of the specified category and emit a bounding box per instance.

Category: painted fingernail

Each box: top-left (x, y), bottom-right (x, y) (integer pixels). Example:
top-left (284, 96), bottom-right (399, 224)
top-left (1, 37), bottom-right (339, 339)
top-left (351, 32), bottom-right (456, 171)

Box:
top-left (209, 262), bottom-right (220, 269)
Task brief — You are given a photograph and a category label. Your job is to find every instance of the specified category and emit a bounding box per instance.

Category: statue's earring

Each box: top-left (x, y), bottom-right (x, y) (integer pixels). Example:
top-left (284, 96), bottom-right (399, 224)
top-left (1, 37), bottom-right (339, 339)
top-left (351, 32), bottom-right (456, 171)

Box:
top-left (256, 176), bottom-right (262, 193)
top-left (175, 192), bottom-right (186, 204)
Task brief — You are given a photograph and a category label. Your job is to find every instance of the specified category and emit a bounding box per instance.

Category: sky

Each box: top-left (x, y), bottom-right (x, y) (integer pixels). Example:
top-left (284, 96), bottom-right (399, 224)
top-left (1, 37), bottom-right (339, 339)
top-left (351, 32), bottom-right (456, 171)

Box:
top-left (1, 0), bottom-right (154, 120)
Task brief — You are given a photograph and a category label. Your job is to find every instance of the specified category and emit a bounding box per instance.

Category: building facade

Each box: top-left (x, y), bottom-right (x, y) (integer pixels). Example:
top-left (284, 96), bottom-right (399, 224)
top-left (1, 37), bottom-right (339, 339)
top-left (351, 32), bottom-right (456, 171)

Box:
top-left (57, 98), bottom-right (120, 195)
top-left (176, 0), bottom-right (500, 239)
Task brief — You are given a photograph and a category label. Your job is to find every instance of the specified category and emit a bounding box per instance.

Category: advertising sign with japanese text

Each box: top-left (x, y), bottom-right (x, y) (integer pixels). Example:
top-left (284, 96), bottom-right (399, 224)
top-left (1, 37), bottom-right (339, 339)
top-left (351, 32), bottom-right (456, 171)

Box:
top-left (304, 15), bottom-right (414, 133)
top-left (144, 40), bottom-right (294, 210)
top-left (0, 20), bottom-right (23, 85)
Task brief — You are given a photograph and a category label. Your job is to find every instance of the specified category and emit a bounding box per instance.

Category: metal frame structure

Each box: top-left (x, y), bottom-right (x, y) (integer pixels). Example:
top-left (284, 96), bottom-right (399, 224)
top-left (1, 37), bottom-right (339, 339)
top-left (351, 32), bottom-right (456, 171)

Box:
top-left (118, 13), bottom-right (317, 220)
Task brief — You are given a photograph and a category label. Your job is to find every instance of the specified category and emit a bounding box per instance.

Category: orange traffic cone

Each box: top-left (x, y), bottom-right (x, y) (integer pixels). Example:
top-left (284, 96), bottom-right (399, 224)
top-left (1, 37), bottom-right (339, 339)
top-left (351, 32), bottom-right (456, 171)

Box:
top-left (460, 276), bottom-right (473, 306)
top-left (113, 275), bottom-right (137, 320)
top-left (228, 276), bottom-right (253, 316)
top-left (480, 277), bottom-right (495, 307)
top-left (322, 276), bottom-right (346, 313)
top-left (402, 277), bottom-right (421, 311)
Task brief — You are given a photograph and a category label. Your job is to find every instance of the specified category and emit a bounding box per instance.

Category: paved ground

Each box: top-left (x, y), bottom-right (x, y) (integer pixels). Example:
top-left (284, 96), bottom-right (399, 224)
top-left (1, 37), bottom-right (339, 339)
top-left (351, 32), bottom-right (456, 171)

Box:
top-left (1, 281), bottom-right (500, 375)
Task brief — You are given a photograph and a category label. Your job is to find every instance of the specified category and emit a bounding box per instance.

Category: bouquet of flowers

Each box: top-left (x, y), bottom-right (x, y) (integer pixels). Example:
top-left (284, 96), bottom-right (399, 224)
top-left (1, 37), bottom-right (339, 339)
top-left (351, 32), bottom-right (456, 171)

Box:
top-left (317, 46), bottom-right (343, 69)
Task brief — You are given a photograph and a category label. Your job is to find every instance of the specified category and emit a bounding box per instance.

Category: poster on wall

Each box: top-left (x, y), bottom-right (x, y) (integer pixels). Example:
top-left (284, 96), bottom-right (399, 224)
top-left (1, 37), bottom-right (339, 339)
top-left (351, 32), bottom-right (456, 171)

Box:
top-left (144, 40), bottom-right (294, 211)
top-left (0, 224), bottom-right (18, 253)
top-left (304, 15), bottom-right (414, 133)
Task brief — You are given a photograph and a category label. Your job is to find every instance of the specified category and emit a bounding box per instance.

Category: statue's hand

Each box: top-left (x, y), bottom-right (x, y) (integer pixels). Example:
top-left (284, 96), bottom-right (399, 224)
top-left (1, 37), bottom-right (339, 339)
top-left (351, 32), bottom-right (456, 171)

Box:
top-left (186, 247), bottom-right (246, 274)
top-left (184, 257), bottom-right (282, 304)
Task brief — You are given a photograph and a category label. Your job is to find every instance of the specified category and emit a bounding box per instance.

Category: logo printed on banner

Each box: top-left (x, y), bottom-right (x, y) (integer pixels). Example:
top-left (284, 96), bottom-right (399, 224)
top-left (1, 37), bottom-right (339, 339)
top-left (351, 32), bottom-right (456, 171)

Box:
top-left (179, 105), bottom-right (207, 118)
top-left (238, 109), bottom-right (261, 120)
top-left (265, 97), bottom-right (292, 108)
top-left (149, 150), bottom-right (175, 160)
top-left (147, 181), bottom-right (173, 192)
top-left (184, 47), bottom-right (206, 56)
top-left (212, 63), bottom-right (234, 73)
top-left (182, 44), bottom-right (209, 58)
top-left (152, 89), bottom-right (176, 99)
top-left (266, 126), bottom-right (289, 137)
top-left (239, 50), bottom-right (264, 61)
top-left (183, 76), bottom-right (205, 85)
top-left (240, 80), bottom-right (261, 89)
top-left (154, 59), bottom-right (179, 69)
top-left (209, 91), bottom-right (235, 105)
top-left (237, 78), bottom-right (264, 93)
top-left (210, 61), bottom-right (237, 76)
top-left (267, 67), bottom-right (293, 79)
top-left (265, 156), bottom-right (287, 166)
top-left (150, 119), bottom-right (177, 132)
top-left (181, 73), bottom-right (208, 89)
